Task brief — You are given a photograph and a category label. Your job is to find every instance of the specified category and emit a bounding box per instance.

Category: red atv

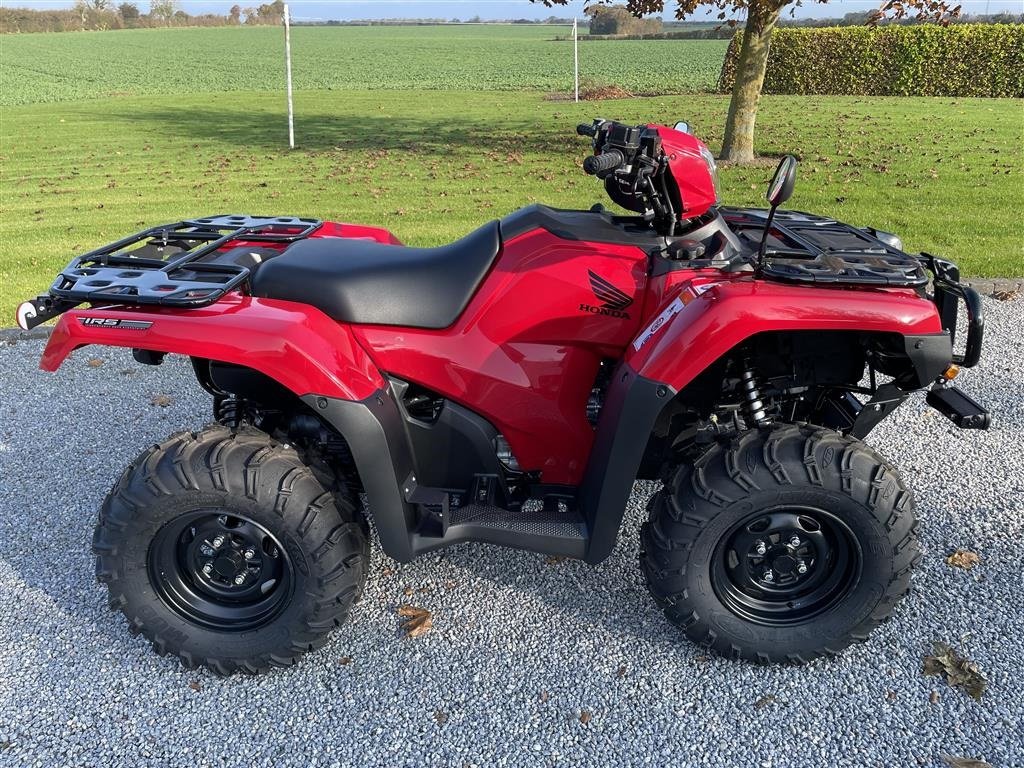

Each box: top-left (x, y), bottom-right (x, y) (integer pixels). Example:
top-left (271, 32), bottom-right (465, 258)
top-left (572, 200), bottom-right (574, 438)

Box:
top-left (18, 119), bottom-right (988, 675)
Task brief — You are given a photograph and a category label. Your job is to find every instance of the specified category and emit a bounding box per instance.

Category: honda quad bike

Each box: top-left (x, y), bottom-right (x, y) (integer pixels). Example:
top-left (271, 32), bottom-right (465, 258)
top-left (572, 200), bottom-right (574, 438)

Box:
top-left (18, 119), bottom-right (988, 675)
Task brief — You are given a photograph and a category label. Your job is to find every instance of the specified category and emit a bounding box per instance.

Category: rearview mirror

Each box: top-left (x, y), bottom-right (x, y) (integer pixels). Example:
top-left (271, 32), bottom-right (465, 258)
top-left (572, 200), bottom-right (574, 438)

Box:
top-left (673, 121), bottom-right (691, 134)
top-left (766, 155), bottom-right (798, 207)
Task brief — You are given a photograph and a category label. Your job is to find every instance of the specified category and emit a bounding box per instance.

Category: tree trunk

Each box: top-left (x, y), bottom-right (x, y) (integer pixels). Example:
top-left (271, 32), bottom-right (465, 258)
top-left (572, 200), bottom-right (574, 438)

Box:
top-left (719, 2), bottom-right (782, 164)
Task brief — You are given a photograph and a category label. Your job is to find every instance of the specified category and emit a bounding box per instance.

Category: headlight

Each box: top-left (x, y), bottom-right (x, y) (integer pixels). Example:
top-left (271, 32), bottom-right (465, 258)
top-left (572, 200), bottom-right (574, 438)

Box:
top-left (867, 227), bottom-right (904, 252)
top-left (699, 145), bottom-right (720, 203)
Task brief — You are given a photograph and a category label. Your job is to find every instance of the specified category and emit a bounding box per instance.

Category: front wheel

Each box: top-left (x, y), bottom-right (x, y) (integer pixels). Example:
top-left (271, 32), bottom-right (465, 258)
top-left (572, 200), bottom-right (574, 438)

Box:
top-left (93, 426), bottom-right (369, 675)
top-left (641, 424), bottom-right (920, 663)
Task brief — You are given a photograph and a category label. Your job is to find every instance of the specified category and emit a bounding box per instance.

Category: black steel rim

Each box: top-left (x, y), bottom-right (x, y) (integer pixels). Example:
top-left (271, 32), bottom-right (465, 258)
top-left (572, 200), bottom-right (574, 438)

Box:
top-left (710, 506), bottom-right (862, 627)
top-left (148, 510), bottom-right (294, 632)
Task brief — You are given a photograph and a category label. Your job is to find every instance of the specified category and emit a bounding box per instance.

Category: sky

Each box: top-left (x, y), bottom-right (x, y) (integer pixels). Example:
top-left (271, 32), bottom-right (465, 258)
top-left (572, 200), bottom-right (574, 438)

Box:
top-left (7, 0), bottom-right (1022, 22)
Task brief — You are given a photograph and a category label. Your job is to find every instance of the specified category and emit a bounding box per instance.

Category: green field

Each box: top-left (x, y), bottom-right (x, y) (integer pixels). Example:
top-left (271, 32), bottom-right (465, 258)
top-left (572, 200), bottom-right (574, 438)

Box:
top-left (1, 27), bottom-right (1021, 319)
top-left (0, 25), bottom-right (728, 105)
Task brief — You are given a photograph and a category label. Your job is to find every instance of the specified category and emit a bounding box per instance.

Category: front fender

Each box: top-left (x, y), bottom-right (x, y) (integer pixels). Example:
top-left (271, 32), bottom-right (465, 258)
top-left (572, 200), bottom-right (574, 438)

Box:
top-left (40, 295), bottom-right (384, 400)
top-left (627, 278), bottom-right (944, 390)
top-left (580, 277), bottom-right (946, 564)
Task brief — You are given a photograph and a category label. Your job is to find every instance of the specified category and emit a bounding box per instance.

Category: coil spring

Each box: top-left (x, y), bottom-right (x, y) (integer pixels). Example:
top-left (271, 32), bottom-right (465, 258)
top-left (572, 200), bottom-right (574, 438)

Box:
top-left (216, 395), bottom-right (245, 428)
top-left (740, 366), bottom-right (769, 426)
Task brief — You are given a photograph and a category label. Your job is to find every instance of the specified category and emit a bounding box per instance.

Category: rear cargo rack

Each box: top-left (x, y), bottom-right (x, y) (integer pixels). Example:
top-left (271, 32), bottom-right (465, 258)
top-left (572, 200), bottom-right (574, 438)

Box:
top-left (47, 214), bottom-right (322, 308)
top-left (723, 208), bottom-right (928, 288)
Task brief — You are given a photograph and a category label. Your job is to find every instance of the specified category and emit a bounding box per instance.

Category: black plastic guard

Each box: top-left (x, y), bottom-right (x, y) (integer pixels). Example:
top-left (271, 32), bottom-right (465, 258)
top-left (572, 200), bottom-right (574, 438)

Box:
top-left (580, 365), bottom-right (675, 564)
top-left (302, 390), bottom-right (419, 562)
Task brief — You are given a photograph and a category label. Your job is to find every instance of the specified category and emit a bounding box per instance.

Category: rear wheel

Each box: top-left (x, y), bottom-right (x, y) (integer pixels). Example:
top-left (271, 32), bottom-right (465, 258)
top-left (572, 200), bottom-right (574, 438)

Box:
top-left (640, 424), bottom-right (920, 663)
top-left (94, 426), bottom-right (369, 675)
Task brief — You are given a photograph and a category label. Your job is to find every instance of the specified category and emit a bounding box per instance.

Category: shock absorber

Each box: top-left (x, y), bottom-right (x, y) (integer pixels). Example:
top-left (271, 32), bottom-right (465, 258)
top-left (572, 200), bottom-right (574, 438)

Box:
top-left (740, 365), bottom-right (770, 426)
top-left (215, 395), bottom-right (246, 428)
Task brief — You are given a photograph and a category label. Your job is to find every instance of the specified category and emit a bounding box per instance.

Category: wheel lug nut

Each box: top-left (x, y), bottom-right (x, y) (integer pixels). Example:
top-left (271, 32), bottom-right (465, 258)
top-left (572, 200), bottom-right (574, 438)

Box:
top-left (202, 563), bottom-right (213, 575)
top-left (755, 540), bottom-right (767, 556)
top-left (789, 536), bottom-right (801, 548)
top-left (797, 561), bottom-right (808, 574)
top-left (763, 570), bottom-right (774, 582)
top-left (243, 549), bottom-right (256, 560)
top-left (212, 535), bottom-right (225, 549)
top-left (233, 574), bottom-right (246, 586)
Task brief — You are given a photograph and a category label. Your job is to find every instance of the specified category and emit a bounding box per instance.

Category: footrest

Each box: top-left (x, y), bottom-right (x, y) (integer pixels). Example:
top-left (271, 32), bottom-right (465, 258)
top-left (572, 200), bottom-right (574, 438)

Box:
top-left (926, 385), bottom-right (991, 430)
top-left (410, 502), bottom-right (589, 559)
top-left (451, 504), bottom-right (588, 540)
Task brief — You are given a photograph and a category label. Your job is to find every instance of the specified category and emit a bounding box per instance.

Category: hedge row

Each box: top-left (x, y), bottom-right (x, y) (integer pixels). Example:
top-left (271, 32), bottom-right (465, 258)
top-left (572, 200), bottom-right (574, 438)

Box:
top-left (718, 24), bottom-right (1024, 98)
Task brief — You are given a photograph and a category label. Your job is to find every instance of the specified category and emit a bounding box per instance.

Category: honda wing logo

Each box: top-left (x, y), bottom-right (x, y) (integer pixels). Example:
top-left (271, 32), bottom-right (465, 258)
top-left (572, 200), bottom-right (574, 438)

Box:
top-left (580, 270), bottom-right (633, 319)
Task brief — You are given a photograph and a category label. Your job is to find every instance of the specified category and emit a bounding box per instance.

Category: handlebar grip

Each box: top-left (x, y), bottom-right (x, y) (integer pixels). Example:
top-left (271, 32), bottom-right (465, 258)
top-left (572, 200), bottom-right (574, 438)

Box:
top-left (576, 123), bottom-right (597, 137)
top-left (583, 150), bottom-right (624, 176)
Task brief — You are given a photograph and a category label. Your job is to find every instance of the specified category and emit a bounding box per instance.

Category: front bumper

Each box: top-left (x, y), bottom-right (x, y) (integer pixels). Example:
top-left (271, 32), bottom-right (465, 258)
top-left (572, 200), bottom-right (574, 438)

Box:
top-left (920, 253), bottom-right (984, 368)
top-left (919, 253), bottom-right (989, 430)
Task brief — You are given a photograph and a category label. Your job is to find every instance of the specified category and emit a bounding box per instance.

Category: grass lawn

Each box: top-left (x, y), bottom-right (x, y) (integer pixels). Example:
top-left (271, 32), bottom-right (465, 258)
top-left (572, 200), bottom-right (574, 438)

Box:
top-left (0, 25), bottom-right (728, 105)
top-left (1, 89), bottom-right (1021, 317)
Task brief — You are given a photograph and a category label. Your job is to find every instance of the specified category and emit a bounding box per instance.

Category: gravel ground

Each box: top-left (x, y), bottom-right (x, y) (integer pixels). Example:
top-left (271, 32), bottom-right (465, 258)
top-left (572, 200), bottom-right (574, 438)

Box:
top-left (0, 298), bottom-right (1022, 768)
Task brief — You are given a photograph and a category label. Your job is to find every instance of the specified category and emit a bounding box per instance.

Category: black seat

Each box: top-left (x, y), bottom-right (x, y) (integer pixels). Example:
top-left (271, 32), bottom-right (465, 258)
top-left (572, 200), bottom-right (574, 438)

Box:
top-left (251, 220), bottom-right (501, 329)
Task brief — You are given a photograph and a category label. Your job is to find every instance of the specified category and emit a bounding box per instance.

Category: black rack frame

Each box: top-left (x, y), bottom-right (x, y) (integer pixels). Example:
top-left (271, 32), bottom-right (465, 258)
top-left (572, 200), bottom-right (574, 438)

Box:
top-left (722, 208), bottom-right (929, 288)
top-left (19, 215), bottom-right (322, 329)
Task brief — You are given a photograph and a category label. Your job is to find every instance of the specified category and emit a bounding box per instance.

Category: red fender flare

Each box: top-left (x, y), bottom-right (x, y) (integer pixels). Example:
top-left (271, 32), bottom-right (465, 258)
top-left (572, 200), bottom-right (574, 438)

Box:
top-left (40, 295), bottom-right (385, 401)
top-left (626, 278), bottom-right (944, 389)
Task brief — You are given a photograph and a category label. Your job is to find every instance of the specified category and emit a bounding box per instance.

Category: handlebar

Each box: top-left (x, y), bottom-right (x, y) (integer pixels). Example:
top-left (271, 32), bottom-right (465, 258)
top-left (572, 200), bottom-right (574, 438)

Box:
top-left (582, 150), bottom-right (624, 176)
top-left (576, 123), bottom-right (598, 137)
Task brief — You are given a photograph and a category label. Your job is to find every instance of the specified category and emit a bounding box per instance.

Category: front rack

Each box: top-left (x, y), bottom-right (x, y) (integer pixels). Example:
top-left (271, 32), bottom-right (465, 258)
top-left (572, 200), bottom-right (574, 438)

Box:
top-left (722, 208), bottom-right (929, 288)
top-left (17, 215), bottom-right (322, 330)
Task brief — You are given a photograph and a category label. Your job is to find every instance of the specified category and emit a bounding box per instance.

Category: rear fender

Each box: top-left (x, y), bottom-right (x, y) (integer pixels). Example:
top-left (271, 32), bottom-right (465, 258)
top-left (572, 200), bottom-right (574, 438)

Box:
top-left (580, 278), bottom-right (947, 564)
top-left (40, 296), bottom-right (424, 559)
top-left (40, 295), bottom-right (385, 400)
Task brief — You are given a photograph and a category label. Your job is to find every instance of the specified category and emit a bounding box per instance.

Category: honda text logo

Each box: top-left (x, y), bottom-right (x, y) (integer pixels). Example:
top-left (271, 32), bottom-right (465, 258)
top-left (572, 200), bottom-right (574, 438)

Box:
top-left (579, 270), bottom-right (633, 319)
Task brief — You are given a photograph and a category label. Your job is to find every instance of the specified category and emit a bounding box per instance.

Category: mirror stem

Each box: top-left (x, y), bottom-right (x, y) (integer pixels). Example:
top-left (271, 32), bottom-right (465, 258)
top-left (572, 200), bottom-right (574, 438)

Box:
top-left (756, 204), bottom-right (779, 275)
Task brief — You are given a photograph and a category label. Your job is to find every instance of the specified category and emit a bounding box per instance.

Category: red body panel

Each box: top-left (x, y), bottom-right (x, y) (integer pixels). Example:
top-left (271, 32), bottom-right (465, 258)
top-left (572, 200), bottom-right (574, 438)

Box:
top-left (38, 217), bottom-right (944, 488)
top-left (41, 296), bottom-right (384, 401)
top-left (627, 278), bottom-right (943, 391)
top-left (655, 124), bottom-right (718, 219)
top-left (354, 228), bottom-right (650, 485)
top-left (313, 221), bottom-right (402, 244)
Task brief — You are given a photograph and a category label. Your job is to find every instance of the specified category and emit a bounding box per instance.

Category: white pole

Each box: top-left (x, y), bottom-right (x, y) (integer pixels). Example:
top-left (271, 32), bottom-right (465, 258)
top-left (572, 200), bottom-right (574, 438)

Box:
top-left (284, 4), bottom-right (295, 149)
top-left (573, 17), bottom-right (579, 103)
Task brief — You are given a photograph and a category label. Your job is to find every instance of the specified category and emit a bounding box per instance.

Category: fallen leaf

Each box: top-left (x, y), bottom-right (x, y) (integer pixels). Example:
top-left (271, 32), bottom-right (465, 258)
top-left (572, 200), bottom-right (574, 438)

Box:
top-left (150, 393), bottom-right (173, 407)
top-left (754, 694), bottom-right (776, 709)
top-left (539, 690), bottom-right (549, 703)
top-left (991, 290), bottom-right (1019, 301)
top-left (544, 555), bottom-right (566, 565)
top-left (338, 655), bottom-right (353, 665)
top-left (886, 690), bottom-right (897, 701)
top-left (381, 568), bottom-right (395, 577)
top-left (946, 549), bottom-right (981, 570)
top-left (397, 604), bottom-right (432, 638)
top-left (188, 680), bottom-right (202, 692)
top-left (923, 642), bottom-right (987, 700)
top-left (929, 690), bottom-right (940, 705)
top-left (433, 709), bottom-right (448, 725)
top-left (402, 586), bottom-right (413, 597)
top-left (579, 710), bottom-right (592, 724)
top-left (616, 665), bottom-right (627, 678)
top-left (942, 756), bottom-right (993, 768)
top-left (87, 358), bottom-right (104, 368)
